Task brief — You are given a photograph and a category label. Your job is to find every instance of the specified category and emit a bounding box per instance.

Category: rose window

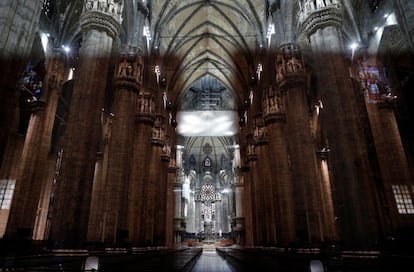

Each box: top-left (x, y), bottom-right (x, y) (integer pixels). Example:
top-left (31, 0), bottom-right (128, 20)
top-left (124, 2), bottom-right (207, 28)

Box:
top-left (201, 183), bottom-right (215, 201)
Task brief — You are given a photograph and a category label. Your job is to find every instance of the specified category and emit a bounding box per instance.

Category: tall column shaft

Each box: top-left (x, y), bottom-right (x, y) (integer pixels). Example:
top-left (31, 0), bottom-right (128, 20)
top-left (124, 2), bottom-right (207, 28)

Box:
top-left (100, 54), bottom-right (142, 244)
top-left (367, 102), bottom-right (413, 225)
top-left (241, 164), bottom-right (254, 246)
top-left (302, 3), bottom-right (380, 248)
top-left (173, 174), bottom-right (183, 237)
top-left (253, 129), bottom-right (278, 245)
top-left (277, 43), bottom-right (337, 243)
top-left (165, 164), bottom-right (178, 247)
top-left (247, 143), bottom-right (265, 245)
top-left (6, 50), bottom-right (66, 239)
top-left (263, 87), bottom-right (296, 245)
top-left (49, 5), bottom-right (121, 246)
top-left (146, 116), bottom-right (167, 245)
top-left (128, 91), bottom-right (155, 245)
top-left (0, 0), bottom-right (43, 169)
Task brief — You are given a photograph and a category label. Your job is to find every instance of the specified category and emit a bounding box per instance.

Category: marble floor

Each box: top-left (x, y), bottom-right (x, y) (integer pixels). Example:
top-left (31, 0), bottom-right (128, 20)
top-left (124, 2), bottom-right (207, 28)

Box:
top-left (191, 245), bottom-right (236, 272)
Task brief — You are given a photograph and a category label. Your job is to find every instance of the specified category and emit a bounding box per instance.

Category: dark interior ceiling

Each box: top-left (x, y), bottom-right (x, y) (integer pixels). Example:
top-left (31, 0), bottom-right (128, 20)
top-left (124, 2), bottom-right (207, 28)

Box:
top-left (150, 0), bottom-right (268, 107)
top-left (147, 1), bottom-right (270, 164)
top-left (40, 0), bottom-right (411, 169)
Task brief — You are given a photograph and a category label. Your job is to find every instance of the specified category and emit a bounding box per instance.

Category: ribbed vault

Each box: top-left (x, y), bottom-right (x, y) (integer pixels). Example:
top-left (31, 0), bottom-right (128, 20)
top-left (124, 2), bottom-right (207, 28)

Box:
top-left (150, 0), bottom-right (267, 106)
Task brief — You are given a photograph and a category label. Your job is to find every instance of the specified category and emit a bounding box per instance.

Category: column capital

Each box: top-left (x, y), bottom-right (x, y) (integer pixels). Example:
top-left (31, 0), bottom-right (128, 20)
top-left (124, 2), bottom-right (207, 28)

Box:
top-left (300, 0), bottom-right (343, 37)
top-left (115, 53), bottom-right (144, 91)
top-left (276, 43), bottom-right (306, 88)
top-left (263, 86), bottom-right (286, 125)
top-left (245, 144), bottom-right (258, 161)
top-left (136, 90), bottom-right (155, 124)
top-left (29, 100), bottom-right (47, 113)
top-left (80, 8), bottom-right (121, 39)
top-left (252, 125), bottom-right (269, 146)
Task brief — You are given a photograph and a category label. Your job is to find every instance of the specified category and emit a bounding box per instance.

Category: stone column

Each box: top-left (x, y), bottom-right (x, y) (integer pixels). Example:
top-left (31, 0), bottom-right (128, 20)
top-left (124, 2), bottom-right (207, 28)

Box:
top-left (6, 49), bottom-right (66, 239)
top-left (154, 117), bottom-right (170, 246)
top-left (214, 194), bottom-right (222, 237)
top-left (354, 55), bottom-right (414, 232)
top-left (48, 1), bottom-right (122, 247)
top-left (238, 115), bottom-right (254, 246)
top-left (301, 1), bottom-right (380, 248)
top-left (165, 158), bottom-right (178, 247)
top-left (128, 89), bottom-right (155, 245)
top-left (195, 193), bottom-right (202, 236)
top-left (368, 101), bottom-right (413, 223)
top-left (251, 116), bottom-right (280, 245)
top-left (92, 52), bottom-right (143, 245)
top-left (244, 129), bottom-right (265, 246)
top-left (0, 0), bottom-right (43, 168)
top-left (142, 116), bottom-right (164, 245)
top-left (276, 43), bottom-right (337, 243)
top-left (262, 85), bottom-right (296, 246)
top-left (172, 171), bottom-right (184, 245)
top-left (233, 175), bottom-right (245, 235)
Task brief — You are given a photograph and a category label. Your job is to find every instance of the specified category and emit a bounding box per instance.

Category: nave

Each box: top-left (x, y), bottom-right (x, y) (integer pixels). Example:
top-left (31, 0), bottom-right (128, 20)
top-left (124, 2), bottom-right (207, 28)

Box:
top-left (190, 245), bottom-right (235, 272)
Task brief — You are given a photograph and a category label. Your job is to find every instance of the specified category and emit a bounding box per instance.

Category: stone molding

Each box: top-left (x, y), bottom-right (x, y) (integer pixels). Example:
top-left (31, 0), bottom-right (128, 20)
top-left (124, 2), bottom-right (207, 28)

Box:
top-left (301, 6), bottom-right (343, 37)
top-left (80, 10), bottom-right (121, 39)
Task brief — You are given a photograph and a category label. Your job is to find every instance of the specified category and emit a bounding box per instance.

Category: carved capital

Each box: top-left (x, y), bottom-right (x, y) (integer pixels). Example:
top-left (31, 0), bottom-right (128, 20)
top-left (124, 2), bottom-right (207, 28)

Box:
top-left (136, 112), bottom-right (155, 124)
top-left (252, 126), bottom-right (269, 145)
top-left (47, 49), bottom-right (66, 87)
top-left (246, 144), bottom-right (258, 161)
top-left (263, 86), bottom-right (286, 124)
top-left (80, 10), bottom-right (121, 39)
top-left (30, 99), bottom-right (47, 113)
top-left (116, 54), bottom-right (144, 87)
top-left (83, 0), bottom-right (123, 20)
top-left (276, 43), bottom-right (307, 88)
top-left (137, 90), bottom-right (155, 118)
top-left (300, 2), bottom-right (343, 37)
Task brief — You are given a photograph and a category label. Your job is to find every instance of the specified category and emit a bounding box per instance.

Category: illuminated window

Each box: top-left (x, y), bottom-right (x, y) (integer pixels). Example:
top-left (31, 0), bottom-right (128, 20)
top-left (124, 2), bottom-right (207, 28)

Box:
top-left (201, 183), bottom-right (215, 201)
top-left (392, 185), bottom-right (414, 214)
top-left (0, 179), bottom-right (15, 209)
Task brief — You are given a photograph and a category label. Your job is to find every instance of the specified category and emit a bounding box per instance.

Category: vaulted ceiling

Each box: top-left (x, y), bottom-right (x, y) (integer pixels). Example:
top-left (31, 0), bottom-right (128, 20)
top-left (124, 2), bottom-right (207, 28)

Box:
top-left (149, 0), bottom-right (268, 107)
top-left (39, 0), bottom-right (372, 170)
top-left (146, 0), bottom-right (271, 169)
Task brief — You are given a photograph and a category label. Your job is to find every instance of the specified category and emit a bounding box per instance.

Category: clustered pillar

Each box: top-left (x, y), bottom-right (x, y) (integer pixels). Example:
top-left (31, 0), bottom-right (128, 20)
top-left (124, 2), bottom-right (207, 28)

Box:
top-left (48, 1), bottom-right (122, 247)
top-left (300, 0), bottom-right (381, 248)
top-left (6, 50), bottom-right (67, 239)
